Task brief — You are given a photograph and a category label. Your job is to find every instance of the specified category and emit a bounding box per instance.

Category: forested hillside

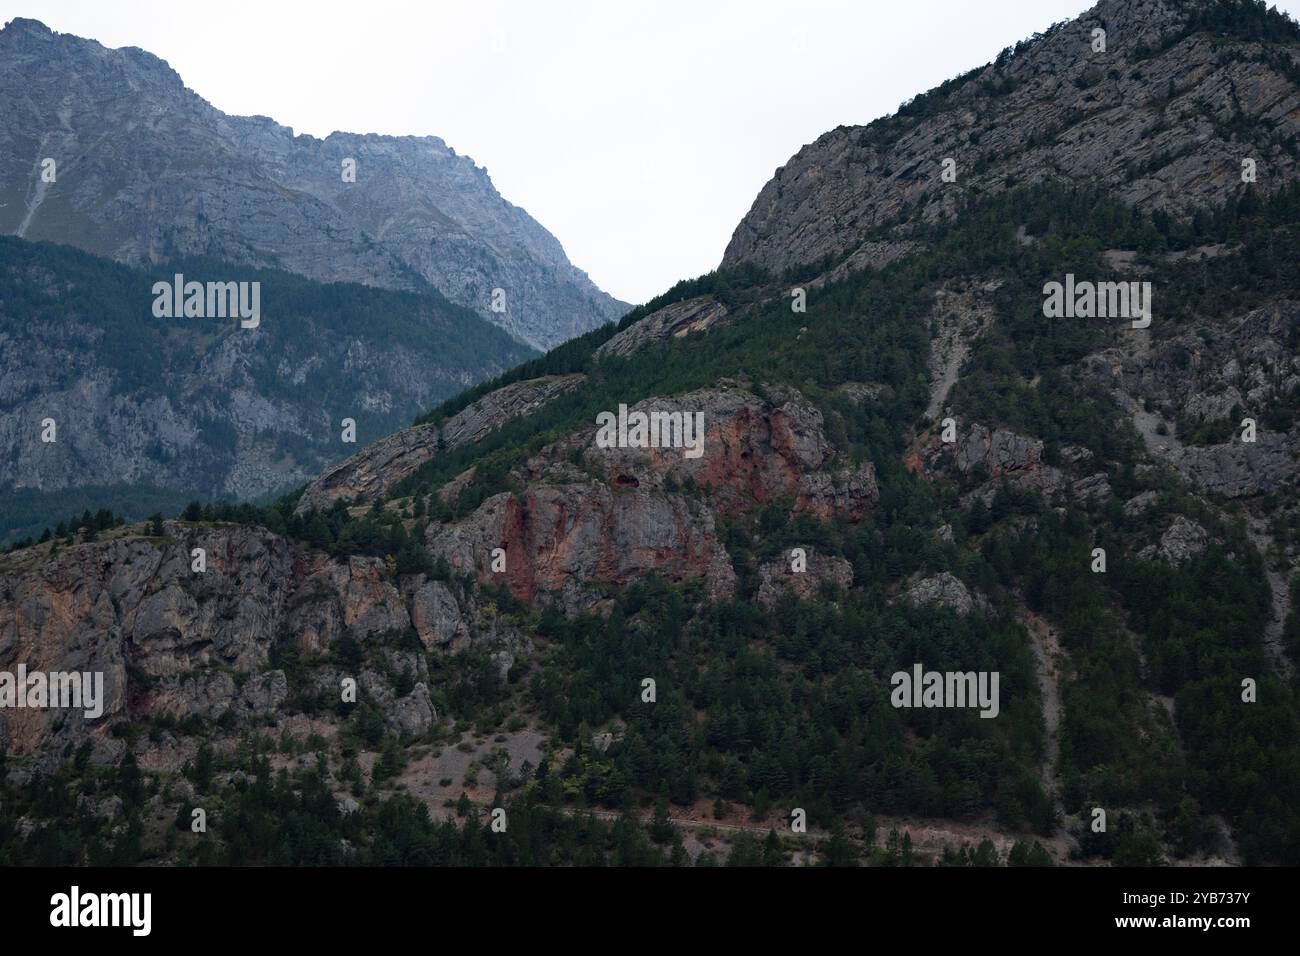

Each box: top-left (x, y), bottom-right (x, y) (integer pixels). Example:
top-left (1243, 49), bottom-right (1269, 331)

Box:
top-left (0, 236), bottom-right (535, 543)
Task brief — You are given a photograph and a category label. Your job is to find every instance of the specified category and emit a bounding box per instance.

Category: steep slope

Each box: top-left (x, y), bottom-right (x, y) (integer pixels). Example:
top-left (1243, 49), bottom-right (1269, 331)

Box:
top-left (723, 0), bottom-right (1300, 281)
top-left (294, 373), bottom-right (587, 514)
top-left (0, 17), bottom-right (624, 350)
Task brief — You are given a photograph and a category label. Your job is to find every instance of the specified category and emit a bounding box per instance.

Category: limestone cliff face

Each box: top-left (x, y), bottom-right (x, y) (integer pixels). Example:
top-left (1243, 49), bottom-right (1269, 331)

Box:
top-left (0, 524), bottom-right (289, 756)
top-left (1079, 300), bottom-right (1300, 497)
top-left (908, 421), bottom-right (1115, 508)
top-left (0, 18), bottom-right (625, 350)
top-left (722, 0), bottom-right (1300, 278)
top-left (0, 520), bottom-right (529, 760)
top-left (756, 551), bottom-right (854, 610)
top-left (595, 297), bottom-right (731, 361)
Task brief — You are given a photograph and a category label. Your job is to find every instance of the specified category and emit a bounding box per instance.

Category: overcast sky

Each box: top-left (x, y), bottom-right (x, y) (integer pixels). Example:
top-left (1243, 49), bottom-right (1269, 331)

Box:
top-left (6, 0), bottom-right (1300, 305)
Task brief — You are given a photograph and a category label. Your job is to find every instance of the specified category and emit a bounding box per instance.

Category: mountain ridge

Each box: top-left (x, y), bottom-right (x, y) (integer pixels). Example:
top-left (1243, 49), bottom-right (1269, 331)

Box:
top-left (0, 16), bottom-right (625, 350)
top-left (722, 0), bottom-right (1300, 280)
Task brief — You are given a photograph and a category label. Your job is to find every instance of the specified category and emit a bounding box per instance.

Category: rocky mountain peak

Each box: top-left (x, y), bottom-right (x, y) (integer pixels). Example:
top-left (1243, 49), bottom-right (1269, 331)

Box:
top-left (0, 16), bottom-right (54, 42)
top-left (0, 18), bottom-right (625, 350)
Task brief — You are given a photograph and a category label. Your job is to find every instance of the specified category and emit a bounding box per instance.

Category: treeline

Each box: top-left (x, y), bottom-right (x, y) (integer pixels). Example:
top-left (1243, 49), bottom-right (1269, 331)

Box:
top-left (1, 741), bottom-right (885, 866)
top-left (3, 505), bottom-right (127, 552)
top-left (1173, 0), bottom-right (1300, 47)
top-left (0, 483), bottom-right (195, 549)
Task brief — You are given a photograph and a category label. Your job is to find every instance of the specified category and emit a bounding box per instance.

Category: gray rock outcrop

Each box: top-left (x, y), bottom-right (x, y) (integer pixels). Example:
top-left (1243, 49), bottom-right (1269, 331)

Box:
top-left (722, 0), bottom-right (1300, 280)
top-left (904, 572), bottom-right (984, 616)
top-left (295, 374), bottom-right (586, 513)
top-left (596, 297), bottom-right (730, 360)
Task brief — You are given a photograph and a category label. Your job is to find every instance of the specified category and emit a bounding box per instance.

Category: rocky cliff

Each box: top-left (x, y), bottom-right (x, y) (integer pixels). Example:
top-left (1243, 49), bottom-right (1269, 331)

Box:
top-left (295, 374), bottom-right (587, 514)
top-left (0, 520), bottom-right (498, 762)
top-left (0, 381), bottom-right (873, 761)
top-left (723, 0), bottom-right (1300, 280)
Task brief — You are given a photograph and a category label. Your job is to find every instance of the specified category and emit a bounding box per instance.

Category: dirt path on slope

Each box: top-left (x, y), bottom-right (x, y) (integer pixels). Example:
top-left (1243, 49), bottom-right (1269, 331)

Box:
top-left (552, 805), bottom-right (1075, 864)
top-left (1015, 606), bottom-right (1075, 859)
top-left (924, 291), bottom-right (989, 422)
top-left (16, 142), bottom-right (53, 239)
top-left (926, 324), bottom-right (971, 422)
top-left (1018, 609), bottom-right (1064, 800)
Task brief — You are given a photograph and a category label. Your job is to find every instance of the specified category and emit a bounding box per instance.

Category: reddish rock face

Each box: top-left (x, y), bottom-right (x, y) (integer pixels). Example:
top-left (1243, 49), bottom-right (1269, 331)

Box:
top-left (529, 383), bottom-right (877, 520)
top-left (0, 524), bottom-right (295, 755)
top-left (429, 382), bottom-right (879, 606)
top-left (287, 553), bottom-right (409, 656)
top-left (428, 484), bottom-right (736, 607)
top-left (0, 521), bottom-right (508, 757)
top-left (687, 401), bottom-right (827, 511)
top-left (521, 386), bottom-right (824, 512)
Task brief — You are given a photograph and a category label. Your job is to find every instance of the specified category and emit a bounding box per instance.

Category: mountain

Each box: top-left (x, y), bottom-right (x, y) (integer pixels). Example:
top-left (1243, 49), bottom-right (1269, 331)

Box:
top-left (2, 0), bottom-right (1299, 868)
top-left (724, 0), bottom-right (1300, 282)
top-left (0, 17), bottom-right (625, 351)
top-left (0, 236), bottom-right (535, 544)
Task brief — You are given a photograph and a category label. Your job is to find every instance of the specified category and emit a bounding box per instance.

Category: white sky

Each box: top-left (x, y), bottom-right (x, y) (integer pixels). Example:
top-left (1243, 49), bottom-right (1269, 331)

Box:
top-left (7, 0), bottom-right (1300, 305)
